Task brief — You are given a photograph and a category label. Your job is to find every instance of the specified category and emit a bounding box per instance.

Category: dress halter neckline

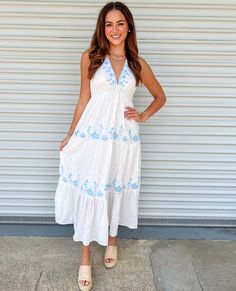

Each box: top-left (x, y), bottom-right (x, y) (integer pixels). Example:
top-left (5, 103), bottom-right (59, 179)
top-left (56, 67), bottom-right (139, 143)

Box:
top-left (106, 54), bottom-right (127, 84)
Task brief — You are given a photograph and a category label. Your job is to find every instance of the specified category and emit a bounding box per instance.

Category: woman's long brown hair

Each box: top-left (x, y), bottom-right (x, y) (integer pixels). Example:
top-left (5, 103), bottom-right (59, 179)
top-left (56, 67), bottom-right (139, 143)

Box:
top-left (87, 1), bottom-right (143, 86)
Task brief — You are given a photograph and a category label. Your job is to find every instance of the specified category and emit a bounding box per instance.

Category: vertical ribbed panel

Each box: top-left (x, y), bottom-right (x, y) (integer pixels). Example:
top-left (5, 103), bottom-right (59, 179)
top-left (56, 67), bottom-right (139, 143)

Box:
top-left (0, 1), bottom-right (235, 225)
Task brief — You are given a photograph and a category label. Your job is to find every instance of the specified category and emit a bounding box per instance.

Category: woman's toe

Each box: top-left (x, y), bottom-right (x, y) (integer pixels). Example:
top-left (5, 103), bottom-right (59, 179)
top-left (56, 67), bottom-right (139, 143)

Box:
top-left (79, 280), bottom-right (90, 286)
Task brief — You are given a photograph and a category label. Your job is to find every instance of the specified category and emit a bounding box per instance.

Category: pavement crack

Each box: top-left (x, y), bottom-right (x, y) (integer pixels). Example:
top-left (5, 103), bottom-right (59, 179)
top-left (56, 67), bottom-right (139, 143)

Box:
top-left (34, 271), bottom-right (43, 291)
top-left (192, 261), bottom-right (204, 291)
top-left (149, 249), bottom-right (158, 291)
top-left (92, 264), bottom-right (96, 281)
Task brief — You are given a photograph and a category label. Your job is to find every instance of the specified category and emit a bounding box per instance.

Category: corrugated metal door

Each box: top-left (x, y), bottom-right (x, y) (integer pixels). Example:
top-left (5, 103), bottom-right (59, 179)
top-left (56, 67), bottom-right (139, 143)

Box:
top-left (0, 1), bottom-right (235, 226)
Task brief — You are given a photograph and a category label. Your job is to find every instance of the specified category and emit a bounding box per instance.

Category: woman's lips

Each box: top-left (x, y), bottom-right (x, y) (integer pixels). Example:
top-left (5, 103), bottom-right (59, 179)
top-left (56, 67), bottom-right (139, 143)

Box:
top-left (112, 35), bottom-right (121, 39)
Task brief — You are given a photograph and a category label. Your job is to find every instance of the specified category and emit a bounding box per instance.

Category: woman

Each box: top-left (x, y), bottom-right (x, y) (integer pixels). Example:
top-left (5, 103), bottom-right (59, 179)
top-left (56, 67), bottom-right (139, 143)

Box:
top-left (55, 1), bottom-right (166, 290)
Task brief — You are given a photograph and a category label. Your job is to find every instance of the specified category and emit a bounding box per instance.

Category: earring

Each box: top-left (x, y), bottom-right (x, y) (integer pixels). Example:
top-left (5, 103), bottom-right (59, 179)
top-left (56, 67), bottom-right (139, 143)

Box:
top-left (128, 30), bottom-right (130, 32)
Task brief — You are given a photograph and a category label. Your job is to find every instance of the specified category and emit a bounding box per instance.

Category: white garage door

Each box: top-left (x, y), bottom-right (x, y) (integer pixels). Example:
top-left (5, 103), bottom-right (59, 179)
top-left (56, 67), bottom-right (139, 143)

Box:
top-left (0, 1), bottom-right (235, 226)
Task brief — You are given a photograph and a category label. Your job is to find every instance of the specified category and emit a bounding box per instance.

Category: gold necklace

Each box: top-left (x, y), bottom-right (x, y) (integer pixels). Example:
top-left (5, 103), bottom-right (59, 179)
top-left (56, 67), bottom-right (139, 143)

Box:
top-left (109, 54), bottom-right (126, 62)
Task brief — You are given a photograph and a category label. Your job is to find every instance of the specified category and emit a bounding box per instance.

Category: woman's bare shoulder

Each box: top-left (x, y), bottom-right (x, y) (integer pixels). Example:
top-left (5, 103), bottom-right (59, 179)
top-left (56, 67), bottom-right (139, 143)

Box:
top-left (138, 55), bottom-right (149, 69)
top-left (138, 55), bottom-right (157, 77)
top-left (81, 48), bottom-right (91, 64)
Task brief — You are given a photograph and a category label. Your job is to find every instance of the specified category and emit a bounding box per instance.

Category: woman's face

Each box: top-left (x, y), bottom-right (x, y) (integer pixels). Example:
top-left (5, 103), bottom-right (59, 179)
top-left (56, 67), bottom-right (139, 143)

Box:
top-left (104, 9), bottom-right (129, 47)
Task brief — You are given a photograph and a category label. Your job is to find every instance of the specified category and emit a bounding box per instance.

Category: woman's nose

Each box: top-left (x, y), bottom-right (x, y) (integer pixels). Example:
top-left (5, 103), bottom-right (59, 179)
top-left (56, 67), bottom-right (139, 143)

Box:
top-left (112, 25), bottom-right (119, 33)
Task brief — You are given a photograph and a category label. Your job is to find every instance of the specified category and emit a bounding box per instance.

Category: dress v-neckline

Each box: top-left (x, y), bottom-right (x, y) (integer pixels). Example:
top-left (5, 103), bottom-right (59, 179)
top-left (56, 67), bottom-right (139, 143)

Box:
top-left (106, 54), bottom-right (127, 84)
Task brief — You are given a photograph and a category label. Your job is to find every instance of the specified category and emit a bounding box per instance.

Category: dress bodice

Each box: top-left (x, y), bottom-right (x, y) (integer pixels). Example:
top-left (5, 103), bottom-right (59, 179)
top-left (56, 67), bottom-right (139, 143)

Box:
top-left (90, 55), bottom-right (137, 98)
top-left (69, 54), bottom-right (140, 145)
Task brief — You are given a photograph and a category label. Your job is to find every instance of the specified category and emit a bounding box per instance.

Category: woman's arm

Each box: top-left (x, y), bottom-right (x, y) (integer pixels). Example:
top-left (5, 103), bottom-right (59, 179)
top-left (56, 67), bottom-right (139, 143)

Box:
top-left (125, 56), bottom-right (166, 122)
top-left (66, 49), bottom-right (91, 137)
top-left (59, 49), bottom-right (91, 151)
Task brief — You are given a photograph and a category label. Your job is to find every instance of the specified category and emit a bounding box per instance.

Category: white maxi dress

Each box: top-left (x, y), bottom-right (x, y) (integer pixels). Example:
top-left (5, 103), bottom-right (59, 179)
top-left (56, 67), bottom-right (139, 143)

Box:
top-left (54, 55), bottom-right (141, 246)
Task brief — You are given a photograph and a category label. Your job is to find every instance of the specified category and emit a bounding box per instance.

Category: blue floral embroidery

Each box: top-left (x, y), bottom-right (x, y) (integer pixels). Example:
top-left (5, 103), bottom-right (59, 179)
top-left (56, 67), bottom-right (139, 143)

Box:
top-left (102, 58), bottom-right (116, 86)
top-left (102, 55), bottom-right (130, 87)
top-left (119, 64), bottom-right (131, 87)
top-left (73, 123), bottom-right (139, 143)
top-left (59, 165), bottom-right (140, 197)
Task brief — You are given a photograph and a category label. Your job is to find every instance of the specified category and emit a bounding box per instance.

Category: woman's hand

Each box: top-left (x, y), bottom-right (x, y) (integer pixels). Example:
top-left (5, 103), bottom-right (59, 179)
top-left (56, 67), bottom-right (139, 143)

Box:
top-left (124, 106), bottom-right (145, 123)
top-left (59, 135), bottom-right (72, 151)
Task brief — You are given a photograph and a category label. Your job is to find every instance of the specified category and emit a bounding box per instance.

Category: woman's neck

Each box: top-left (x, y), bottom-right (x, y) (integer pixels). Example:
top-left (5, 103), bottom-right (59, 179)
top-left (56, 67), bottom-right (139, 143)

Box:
top-left (108, 45), bottom-right (126, 59)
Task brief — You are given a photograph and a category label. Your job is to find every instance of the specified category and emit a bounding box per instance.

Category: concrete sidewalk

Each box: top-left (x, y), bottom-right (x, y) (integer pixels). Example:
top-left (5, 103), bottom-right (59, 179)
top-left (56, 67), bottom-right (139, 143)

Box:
top-left (0, 237), bottom-right (235, 291)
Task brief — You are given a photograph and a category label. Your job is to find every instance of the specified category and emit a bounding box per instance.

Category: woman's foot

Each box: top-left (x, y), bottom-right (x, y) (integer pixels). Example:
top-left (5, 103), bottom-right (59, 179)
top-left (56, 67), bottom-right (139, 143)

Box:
top-left (78, 264), bottom-right (92, 290)
top-left (79, 259), bottom-right (93, 289)
top-left (79, 244), bottom-right (92, 290)
top-left (81, 258), bottom-right (92, 265)
top-left (104, 245), bottom-right (117, 268)
top-left (104, 236), bottom-right (117, 268)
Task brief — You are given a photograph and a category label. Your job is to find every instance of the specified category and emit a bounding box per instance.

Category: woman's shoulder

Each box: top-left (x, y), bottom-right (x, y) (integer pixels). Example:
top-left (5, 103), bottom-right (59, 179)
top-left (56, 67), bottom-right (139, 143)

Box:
top-left (80, 48), bottom-right (92, 67)
top-left (81, 48), bottom-right (91, 60)
top-left (138, 55), bottom-right (149, 68)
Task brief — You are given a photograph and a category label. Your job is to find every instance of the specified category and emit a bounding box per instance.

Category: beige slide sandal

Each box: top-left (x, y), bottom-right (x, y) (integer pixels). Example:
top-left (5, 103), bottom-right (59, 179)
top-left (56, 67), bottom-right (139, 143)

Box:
top-left (103, 245), bottom-right (117, 268)
top-left (78, 265), bottom-right (92, 291)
